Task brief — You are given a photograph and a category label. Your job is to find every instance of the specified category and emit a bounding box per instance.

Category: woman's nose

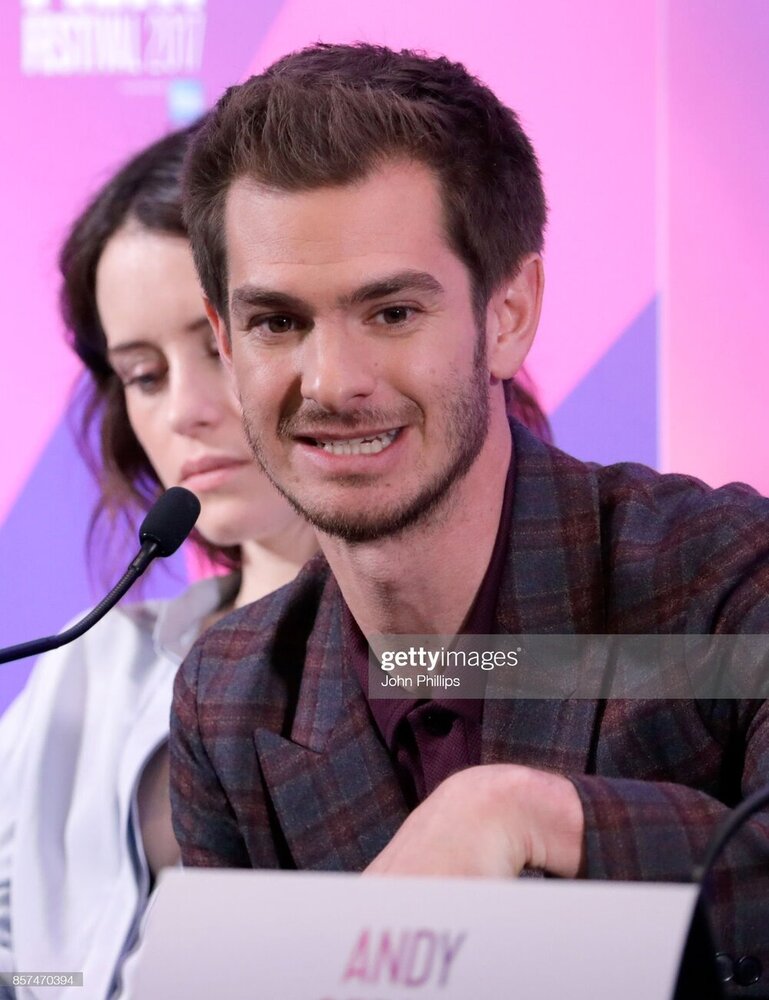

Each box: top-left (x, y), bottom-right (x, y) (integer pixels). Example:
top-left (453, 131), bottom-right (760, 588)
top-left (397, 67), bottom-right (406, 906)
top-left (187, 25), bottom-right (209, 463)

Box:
top-left (167, 365), bottom-right (226, 435)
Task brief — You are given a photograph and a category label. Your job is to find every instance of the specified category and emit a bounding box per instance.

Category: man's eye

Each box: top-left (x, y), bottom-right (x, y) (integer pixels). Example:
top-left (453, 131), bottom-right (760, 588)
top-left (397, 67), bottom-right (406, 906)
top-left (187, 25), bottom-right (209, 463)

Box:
top-left (375, 306), bottom-right (415, 326)
top-left (252, 315), bottom-right (297, 334)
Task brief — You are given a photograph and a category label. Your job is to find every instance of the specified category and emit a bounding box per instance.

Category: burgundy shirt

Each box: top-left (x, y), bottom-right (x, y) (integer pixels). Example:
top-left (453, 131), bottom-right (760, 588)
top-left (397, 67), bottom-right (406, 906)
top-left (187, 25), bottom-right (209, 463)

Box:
top-left (343, 450), bottom-right (515, 806)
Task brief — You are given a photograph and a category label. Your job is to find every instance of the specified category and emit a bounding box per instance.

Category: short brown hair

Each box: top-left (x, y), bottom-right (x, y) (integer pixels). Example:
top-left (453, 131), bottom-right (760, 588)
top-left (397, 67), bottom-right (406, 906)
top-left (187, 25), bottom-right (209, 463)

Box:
top-left (183, 42), bottom-right (547, 323)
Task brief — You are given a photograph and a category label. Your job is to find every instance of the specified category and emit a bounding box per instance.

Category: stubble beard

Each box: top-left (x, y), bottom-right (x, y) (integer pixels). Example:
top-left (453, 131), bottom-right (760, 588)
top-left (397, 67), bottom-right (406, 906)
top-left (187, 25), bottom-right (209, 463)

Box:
top-left (241, 338), bottom-right (491, 544)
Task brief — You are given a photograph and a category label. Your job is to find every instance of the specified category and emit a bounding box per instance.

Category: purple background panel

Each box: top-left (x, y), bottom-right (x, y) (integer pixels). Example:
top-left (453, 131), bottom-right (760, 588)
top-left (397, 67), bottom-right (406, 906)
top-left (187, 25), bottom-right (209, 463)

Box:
top-left (0, 398), bottom-right (187, 710)
top-left (550, 298), bottom-right (658, 469)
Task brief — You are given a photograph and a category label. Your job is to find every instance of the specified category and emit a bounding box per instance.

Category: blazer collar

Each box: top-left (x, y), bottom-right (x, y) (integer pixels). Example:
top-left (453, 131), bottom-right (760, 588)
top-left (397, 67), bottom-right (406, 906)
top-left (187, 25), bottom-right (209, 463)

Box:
top-left (483, 421), bottom-right (605, 774)
top-left (255, 573), bottom-right (409, 870)
top-left (494, 421), bottom-right (606, 636)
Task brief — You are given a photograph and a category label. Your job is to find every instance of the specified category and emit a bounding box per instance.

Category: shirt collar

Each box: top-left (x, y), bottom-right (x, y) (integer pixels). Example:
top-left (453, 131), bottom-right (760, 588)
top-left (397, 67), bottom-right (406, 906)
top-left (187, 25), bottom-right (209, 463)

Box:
top-left (127, 573), bottom-right (240, 664)
top-left (344, 437), bottom-right (516, 747)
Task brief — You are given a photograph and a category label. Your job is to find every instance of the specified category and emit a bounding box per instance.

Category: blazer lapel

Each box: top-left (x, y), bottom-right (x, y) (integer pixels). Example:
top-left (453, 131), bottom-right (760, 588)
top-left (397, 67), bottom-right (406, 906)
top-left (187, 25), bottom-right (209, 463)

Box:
top-left (483, 424), bottom-right (607, 775)
top-left (256, 425), bottom-right (611, 869)
top-left (254, 579), bottom-right (408, 872)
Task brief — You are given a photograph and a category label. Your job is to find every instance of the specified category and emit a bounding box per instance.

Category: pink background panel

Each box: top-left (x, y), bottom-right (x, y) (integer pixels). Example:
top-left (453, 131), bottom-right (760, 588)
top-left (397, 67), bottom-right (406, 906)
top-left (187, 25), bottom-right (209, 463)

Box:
top-left (0, 50), bottom-right (174, 700)
top-left (4, 0), bottom-right (769, 714)
top-left (0, 48), bottom-right (171, 525)
top-left (0, 0), bottom-right (282, 526)
top-left (663, 0), bottom-right (769, 492)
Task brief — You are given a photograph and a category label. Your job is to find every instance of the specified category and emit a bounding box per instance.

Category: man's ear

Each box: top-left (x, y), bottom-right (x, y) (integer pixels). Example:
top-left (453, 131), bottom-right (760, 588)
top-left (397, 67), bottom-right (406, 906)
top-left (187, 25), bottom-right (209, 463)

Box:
top-left (485, 254), bottom-right (544, 380)
top-left (205, 297), bottom-right (233, 369)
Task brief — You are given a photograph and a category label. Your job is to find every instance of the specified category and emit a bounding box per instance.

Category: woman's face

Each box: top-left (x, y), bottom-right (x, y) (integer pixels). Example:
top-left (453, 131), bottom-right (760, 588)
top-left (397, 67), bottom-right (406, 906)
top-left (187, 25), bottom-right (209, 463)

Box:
top-left (96, 224), bottom-right (299, 549)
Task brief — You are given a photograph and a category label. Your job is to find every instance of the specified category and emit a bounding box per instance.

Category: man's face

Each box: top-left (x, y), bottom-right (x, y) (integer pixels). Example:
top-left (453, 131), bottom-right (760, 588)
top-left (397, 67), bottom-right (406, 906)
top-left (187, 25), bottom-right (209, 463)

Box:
top-left (218, 160), bottom-right (491, 543)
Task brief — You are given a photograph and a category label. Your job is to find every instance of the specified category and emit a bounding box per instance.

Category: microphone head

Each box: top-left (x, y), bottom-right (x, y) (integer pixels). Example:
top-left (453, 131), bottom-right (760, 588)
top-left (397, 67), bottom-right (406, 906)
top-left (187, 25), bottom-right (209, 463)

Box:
top-left (139, 487), bottom-right (201, 557)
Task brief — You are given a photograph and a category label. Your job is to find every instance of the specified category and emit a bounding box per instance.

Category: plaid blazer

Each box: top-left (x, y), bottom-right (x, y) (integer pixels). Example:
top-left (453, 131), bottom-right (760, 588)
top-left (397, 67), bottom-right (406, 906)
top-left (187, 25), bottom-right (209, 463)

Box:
top-left (171, 422), bottom-right (769, 993)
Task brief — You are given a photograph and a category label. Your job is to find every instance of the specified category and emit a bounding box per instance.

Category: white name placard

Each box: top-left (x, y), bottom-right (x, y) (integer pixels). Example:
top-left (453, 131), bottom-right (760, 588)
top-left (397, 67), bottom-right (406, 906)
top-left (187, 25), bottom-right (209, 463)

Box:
top-left (129, 869), bottom-right (699, 999)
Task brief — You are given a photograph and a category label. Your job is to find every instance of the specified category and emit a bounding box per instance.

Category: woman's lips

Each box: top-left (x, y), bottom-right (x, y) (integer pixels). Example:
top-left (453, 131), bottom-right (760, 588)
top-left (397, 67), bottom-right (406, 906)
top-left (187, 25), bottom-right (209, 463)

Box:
top-left (179, 456), bottom-right (249, 490)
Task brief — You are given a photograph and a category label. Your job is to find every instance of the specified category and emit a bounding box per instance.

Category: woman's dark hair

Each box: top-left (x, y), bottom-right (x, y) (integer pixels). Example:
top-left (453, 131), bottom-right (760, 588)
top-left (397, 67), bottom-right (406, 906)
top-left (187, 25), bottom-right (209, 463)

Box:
top-left (60, 123), bottom-right (239, 575)
top-left (506, 372), bottom-right (552, 445)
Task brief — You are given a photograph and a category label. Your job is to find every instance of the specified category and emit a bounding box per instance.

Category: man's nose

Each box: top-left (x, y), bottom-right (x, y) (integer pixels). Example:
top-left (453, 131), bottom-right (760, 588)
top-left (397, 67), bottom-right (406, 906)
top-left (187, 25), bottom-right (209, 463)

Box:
top-left (299, 324), bottom-right (377, 411)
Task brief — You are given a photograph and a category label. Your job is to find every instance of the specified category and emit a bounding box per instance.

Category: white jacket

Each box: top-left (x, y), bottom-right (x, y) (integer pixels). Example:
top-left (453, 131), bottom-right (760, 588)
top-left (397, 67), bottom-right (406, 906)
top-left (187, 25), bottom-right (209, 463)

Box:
top-left (0, 575), bottom-right (235, 1000)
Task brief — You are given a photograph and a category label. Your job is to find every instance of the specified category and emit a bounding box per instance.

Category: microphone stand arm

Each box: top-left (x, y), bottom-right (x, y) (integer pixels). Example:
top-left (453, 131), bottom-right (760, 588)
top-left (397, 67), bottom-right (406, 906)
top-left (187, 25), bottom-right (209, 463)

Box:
top-left (0, 539), bottom-right (159, 665)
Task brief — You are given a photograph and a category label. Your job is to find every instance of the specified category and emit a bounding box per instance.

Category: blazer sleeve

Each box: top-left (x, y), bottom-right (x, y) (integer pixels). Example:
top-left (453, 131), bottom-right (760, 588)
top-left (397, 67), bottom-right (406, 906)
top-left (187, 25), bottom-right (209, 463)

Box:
top-left (570, 697), bottom-right (769, 991)
top-left (169, 642), bottom-right (251, 869)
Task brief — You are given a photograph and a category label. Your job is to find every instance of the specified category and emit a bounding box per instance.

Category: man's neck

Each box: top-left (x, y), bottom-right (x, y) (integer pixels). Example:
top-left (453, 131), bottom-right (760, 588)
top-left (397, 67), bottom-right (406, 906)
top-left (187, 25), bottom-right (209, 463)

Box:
top-left (319, 417), bottom-right (512, 637)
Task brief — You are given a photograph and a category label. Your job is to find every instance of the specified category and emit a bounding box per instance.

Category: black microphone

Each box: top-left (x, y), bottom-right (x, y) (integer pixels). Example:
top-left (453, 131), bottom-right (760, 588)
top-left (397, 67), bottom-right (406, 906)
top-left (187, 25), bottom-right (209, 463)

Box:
top-left (0, 486), bottom-right (201, 666)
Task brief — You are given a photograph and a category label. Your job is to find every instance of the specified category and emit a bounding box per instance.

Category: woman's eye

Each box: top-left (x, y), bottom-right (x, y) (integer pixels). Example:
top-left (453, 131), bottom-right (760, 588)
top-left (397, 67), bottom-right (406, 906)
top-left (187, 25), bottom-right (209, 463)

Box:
top-left (123, 371), bottom-right (164, 395)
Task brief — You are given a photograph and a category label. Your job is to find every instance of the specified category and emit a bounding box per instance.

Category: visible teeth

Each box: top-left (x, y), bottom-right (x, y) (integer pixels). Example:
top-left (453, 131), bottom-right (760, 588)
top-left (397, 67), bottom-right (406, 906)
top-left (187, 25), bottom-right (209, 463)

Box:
top-left (317, 430), bottom-right (398, 456)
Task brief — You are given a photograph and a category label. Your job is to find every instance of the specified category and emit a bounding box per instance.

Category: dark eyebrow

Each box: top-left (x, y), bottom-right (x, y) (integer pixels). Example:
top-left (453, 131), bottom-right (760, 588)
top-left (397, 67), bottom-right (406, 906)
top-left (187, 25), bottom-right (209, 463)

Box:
top-left (344, 270), bottom-right (445, 306)
top-left (230, 270), bottom-right (445, 319)
top-left (107, 341), bottom-right (156, 358)
top-left (230, 288), bottom-right (310, 320)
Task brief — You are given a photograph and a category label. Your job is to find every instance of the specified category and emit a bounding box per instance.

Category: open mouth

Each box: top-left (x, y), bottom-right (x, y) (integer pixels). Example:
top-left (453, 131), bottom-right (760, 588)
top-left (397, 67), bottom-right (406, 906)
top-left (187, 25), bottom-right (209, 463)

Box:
top-left (306, 428), bottom-right (400, 456)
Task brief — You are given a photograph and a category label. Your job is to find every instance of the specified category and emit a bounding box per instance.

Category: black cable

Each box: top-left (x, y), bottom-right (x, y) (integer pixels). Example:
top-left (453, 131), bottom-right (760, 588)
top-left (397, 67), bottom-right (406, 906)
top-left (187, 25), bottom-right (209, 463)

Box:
top-left (695, 783), bottom-right (769, 884)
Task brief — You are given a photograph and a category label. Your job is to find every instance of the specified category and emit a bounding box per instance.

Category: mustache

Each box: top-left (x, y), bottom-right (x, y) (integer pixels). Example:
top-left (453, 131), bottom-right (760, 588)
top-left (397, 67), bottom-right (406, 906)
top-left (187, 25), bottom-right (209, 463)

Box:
top-left (278, 402), bottom-right (421, 438)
